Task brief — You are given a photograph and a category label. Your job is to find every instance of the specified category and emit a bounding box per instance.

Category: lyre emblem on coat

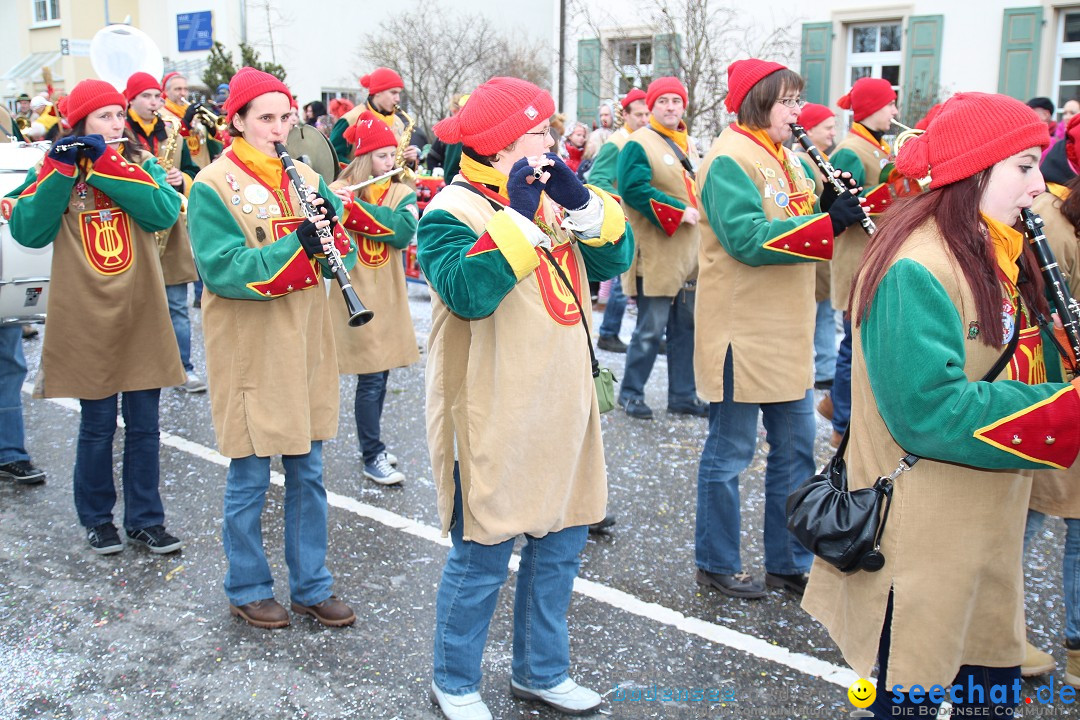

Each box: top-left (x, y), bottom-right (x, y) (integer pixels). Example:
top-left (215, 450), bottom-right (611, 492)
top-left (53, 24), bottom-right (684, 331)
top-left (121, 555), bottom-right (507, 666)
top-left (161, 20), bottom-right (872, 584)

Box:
top-left (80, 208), bottom-right (133, 275)
top-left (534, 242), bottom-right (582, 326)
top-left (358, 237), bottom-right (390, 268)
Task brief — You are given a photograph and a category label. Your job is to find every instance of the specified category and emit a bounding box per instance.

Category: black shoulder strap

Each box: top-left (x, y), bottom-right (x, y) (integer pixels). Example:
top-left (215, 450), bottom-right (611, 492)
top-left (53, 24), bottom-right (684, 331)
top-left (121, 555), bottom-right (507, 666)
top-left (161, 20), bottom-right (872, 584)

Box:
top-left (648, 126), bottom-right (695, 179)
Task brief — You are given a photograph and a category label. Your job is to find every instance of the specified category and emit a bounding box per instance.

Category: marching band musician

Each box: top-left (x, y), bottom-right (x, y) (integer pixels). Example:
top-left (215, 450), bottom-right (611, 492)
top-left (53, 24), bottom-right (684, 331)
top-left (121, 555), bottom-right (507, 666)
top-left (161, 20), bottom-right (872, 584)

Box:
top-left (328, 112), bottom-right (420, 487)
top-left (417, 76), bottom-right (631, 720)
top-left (693, 60), bottom-right (864, 599)
top-left (825, 77), bottom-right (899, 448)
top-left (4, 78), bottom-right (185, 555)
top-left (330, 67), bottom-right (421, 167)
top-left (186, 67), bottom-right (358, 631)
top-left (0, 103), bottom-right (24, 143)
top-left (162, 71), bottom-right (225, 171)
top-left (124, 72), bottom-right (206, 394)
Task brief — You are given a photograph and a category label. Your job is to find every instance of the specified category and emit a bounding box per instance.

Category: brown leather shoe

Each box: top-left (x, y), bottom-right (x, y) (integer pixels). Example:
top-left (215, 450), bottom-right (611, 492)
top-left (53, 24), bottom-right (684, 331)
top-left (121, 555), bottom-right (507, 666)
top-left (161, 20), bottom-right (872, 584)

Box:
top-left (816, 393), bottom-right (834, 421)
top-left (291, 596), bottom-right (356, 627)
top-left (230, 598), bottom-right (290, 629)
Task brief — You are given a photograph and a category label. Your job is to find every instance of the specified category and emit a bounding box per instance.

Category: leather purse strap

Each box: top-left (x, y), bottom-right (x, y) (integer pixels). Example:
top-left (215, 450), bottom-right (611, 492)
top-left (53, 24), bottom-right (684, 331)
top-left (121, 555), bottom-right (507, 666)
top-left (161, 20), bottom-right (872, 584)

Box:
top-left (648, 126), bottom-right (695, 179)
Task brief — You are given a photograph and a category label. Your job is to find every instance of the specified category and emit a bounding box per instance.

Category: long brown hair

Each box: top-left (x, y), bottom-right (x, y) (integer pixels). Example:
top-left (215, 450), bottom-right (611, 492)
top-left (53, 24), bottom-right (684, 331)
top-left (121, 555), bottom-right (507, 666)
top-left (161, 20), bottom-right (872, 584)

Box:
top-left (1057, 172), bottom-right (1080, 237)
top-left (853, 172), bottom-right (1048, 347)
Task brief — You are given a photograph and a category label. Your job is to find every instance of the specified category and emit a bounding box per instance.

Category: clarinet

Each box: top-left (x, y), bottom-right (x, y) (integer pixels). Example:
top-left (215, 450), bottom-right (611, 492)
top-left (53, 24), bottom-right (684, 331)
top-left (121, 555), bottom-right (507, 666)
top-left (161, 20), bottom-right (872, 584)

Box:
top-left (274, 142), bottom-right (374, 327)
top-left (1022, 208), bottom-right (1080, 375)
top-left (789, 123), bottom-right (876, 236)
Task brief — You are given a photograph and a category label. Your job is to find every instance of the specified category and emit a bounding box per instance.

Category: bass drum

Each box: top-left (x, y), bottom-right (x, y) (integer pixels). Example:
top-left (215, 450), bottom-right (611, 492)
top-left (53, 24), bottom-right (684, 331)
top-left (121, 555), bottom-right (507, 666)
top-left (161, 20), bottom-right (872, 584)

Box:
top-left (0, 143), bottom-right (52, 325)
top-left (287, 124), bottom-right (339, 186)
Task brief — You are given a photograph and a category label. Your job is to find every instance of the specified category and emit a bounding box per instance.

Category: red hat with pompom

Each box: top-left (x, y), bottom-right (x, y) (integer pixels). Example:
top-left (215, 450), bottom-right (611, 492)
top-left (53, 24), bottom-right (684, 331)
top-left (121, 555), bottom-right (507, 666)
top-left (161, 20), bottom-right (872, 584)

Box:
top-left (345, 111), bottom-right (398, 156)
top-left (433, 76), bottom-right (554, 155)
top-left (224, 66), bottom-right (292, 124)
top-left (837, 78), bottom-right (896, 122)
top-left (361, 68), bottom-right (404, 96)
top-left (620, 88), bottom-right (647, 109)
top-left (797, 103), bottom-right (834, 131)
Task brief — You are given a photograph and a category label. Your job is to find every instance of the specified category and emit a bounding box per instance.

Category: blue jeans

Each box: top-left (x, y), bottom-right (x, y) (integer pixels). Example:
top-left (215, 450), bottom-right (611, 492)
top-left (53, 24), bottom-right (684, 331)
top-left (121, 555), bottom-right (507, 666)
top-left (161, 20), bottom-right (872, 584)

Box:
top-left (870, 592), bottom-right (1020, 718)
top-left (0, 325), bottom-right (30, 465)
top-left (619, 278), bottom-right (696, 405)
top-left (813, 301), bottom-right (839, 384)
top-left (832, 315), bottom-right (852, 434)
top-left (193, 276), bottom-right (203, 304)
top-left (433, 465), bottom-right (588, 695)
top-left (695, 349), bottom-right (814, 575)
top-left (598, 275), bottom-right (627, 339)
top-left (165, 283), bottom-right (192, 372)
top-left (1025, 510), bottom-right (1080, 646)
top-left (222, 442), bottom-right (334, 606)
top-left (73, 390), bottom-right (164, 531)
top-left (355, 371), bottom-right (388, 463)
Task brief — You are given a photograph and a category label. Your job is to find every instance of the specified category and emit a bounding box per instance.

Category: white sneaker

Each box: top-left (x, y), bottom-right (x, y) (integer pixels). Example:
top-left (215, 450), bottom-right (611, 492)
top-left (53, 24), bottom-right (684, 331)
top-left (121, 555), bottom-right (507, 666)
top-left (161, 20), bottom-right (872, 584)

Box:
top-left (429, 681), bottom-right (492, 720)
top-left (510, 677), bottom-right (602, 714)
top-left (180, 373), bottom-right (207, 393)
top-left (363, 451), bottom-right (404, 485)
top-left (385, 452), bottom-right (398, 467)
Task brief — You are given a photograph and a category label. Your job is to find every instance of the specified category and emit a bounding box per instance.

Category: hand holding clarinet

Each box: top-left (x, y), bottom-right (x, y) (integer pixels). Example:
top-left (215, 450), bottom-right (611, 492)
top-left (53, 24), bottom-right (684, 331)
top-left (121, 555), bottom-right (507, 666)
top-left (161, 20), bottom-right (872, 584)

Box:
top-left (790, 123), bottom-right (875, 236)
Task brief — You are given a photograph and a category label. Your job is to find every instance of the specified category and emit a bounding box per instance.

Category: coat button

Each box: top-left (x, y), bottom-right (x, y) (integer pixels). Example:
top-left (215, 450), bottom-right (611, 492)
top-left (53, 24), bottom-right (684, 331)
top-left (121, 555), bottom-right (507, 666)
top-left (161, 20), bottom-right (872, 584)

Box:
top-left (264, 291), bottom-right (272, 297)
top-left (783, 244), bottom-right (790, 249)
top-left (804, 241), bottom-right (810, 247)
top-left (1046, 436), bottom-right (1057, 445)
top-left (1012, 434), bottom-right (1022, 445)
top-left (286, 285), bottom-right (293, 291)
top-left (306, 277), bottom-right (313, 284)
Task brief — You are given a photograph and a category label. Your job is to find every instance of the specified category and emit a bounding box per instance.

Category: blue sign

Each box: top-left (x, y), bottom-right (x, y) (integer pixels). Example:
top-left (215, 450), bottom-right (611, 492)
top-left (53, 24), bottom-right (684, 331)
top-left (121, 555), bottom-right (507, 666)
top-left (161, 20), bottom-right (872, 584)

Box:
top-left (177, 11), bottom-right (213, 52)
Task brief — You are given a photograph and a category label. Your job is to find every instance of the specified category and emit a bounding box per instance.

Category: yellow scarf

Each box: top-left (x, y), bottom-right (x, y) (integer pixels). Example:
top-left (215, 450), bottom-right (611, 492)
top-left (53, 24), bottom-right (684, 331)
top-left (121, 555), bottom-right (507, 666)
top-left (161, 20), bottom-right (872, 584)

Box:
top-left (232, 136), bottom-right (283, 187)
top-left (459, 154), bottom-right (508, 199)
top-left (981, 213), bottom-right (1022, 285)
top-left (369, 100), bottom-right (396, 129)
top-left (128, 108), bottom-right (157, 139)
top-left (649, 116), bottom-right (688, 153)
top-left (736, 124), bottom-right (785, 164)
top-left (364, 178), bottom-right (391, 204)
top-left (164, 99), bottom-right (186, 119)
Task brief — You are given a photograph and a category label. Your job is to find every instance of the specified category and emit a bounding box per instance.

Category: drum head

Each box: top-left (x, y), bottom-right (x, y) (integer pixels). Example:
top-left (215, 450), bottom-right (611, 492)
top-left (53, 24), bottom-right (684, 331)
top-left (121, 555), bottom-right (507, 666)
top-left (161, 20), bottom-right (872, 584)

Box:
top-left (287, 125), bottom-right (339, 186)
top-left (90, 25), bottom-right (164, 92)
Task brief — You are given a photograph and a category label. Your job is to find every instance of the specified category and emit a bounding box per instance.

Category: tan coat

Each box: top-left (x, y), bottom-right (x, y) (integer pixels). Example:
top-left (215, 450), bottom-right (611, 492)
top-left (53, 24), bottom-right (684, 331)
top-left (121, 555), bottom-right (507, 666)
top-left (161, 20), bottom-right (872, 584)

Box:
top-left (622, 128), bottom-right (699, 296)
top-left (152, 111), bottom-right (199, 286)
top-left (195, 157), bottom-right (340, 458)
top-left (329, 182), bottom-right (420, 374)
top-left (803, 224), bottom-right (1043, 688)
top-left (829, 135), bottom-right (888, 311)
top-left (694, 127), bottom-right (821, 403)
top-left (423, 185), bottom-right (607, 545)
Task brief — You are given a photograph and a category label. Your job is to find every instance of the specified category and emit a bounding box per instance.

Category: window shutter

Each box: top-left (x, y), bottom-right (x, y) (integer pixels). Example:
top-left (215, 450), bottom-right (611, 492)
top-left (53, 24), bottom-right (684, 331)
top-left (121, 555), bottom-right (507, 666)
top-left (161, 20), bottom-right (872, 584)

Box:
top-left (903, 15), bottom-right (944, 123)
top-left (577, 38), bottom-right (601, 126)
top-left (800, 23), bottom-right (833, 104)
top-left (653, 33), bottom-right (681, 78)
top-left (997, 7), bottom-right (1044, 100)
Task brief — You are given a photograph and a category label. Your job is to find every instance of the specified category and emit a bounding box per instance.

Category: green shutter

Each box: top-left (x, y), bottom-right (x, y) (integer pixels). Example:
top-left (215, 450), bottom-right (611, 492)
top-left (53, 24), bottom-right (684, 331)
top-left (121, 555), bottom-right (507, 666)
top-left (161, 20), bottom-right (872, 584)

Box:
top-left (997, 7), bottom-right (1044, 100)
top-left (800, 23), bottom-right (832, 104)
top-left (903, 15), bottom-right (944, 124)
top-left (653, 33), bottom-right (681, 78)
top-left (577, 38), bottom-right (601, 127)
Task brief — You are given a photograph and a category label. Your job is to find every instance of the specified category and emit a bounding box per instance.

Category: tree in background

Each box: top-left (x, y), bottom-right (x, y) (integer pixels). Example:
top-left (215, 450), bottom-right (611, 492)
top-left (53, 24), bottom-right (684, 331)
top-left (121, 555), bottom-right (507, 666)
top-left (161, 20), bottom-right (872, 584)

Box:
top-left (202, 42), bottom-right (287, 93)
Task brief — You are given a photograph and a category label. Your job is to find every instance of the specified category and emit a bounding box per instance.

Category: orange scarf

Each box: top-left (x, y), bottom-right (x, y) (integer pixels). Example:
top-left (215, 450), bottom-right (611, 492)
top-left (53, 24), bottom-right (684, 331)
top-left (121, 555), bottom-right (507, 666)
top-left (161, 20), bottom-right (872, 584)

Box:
top-left (231, 136), bottom-right (283, 187)
top-left (649, 116), bottom-right (689, 153)
top-left (982, 213), bottom-right (1022, 285)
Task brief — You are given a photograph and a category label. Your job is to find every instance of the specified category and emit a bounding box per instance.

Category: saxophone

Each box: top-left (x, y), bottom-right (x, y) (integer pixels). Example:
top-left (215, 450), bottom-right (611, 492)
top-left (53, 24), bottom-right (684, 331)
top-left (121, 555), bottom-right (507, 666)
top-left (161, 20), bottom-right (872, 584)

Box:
top-left (393, 104), bottom-right (417, 182)
top-left (154, 113), bottom-right (183, 256)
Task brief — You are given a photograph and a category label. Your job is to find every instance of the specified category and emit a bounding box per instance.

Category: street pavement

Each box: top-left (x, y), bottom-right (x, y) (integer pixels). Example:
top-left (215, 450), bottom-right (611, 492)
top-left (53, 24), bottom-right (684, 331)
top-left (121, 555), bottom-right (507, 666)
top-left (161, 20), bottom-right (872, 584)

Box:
top-left (0, 284), bottom-right (1074, 720)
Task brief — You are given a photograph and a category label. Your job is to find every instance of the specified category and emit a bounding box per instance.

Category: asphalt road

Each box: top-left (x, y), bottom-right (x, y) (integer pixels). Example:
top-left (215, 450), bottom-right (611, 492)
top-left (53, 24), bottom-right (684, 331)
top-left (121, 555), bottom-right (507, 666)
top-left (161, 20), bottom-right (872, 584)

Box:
top-left (0, 284), bottom-right (1074, 720)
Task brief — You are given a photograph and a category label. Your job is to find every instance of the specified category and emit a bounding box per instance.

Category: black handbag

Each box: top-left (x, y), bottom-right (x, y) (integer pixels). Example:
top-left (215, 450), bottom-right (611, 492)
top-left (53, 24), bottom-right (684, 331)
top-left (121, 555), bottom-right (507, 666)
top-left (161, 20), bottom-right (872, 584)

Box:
top-left (786, 299), bottom-right (1022, 574)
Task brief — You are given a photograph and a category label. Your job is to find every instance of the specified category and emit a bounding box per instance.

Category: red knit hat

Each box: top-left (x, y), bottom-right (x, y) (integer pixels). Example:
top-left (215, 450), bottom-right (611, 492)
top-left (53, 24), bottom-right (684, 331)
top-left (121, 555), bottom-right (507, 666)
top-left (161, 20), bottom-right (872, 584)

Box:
top-left (621, 88), bottom-right (647, 109)
top-left (361, 67), bottom-right (404, 96)
top-left (914, 103), bottom-right (942, 131)
top-left (124, 72), bottom-right (160, 102)
top-left (161, 71), bottom-right (184, 91)
top-left (1065, 113), bottom-right (1080, 170)
top-left (798, 102), bottom-right (834, 131)
top-left (345, 111), bottom-right (398, 156)
top-left (64, 79), bottom-right (126, 126)
top-left (433, 76), bottom-right (555, 155)
top-left (725, 59), bottom-right (786, 113)
top-left (329, 98), bottom-right (354, 117)
top-left (645, 77), bottom-right (687, 110)
top-left (224, 66), bottom-right (292, 123)
top-left (895, 92), bottom-right (1050, 189)
top-left (837, 78), bottom-right (896, 122)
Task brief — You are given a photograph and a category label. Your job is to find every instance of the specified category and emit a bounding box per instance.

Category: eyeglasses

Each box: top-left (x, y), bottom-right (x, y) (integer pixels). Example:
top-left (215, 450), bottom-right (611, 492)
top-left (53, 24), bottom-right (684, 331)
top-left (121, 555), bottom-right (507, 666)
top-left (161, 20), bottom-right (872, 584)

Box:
top-left (523, 128), bottom-right (551, 136)
top-left (776, 97), bottom-right (806, 108)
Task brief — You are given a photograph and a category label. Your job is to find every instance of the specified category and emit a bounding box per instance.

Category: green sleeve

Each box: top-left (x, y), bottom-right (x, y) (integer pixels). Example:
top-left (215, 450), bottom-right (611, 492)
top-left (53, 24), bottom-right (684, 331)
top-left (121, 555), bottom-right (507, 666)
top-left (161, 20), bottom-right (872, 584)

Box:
top-left (180, 143), bottom-right (200, 180)
top-left (330, 118), bottom-right (353, 164)
top-left (862, 259), bottom-right (1078, 468)
top-left (416, 208), bottom-right (525, 319)
top-left (8, 164), bottom-right (75, 248)
top-left (86, 157), bottom-right (181, 233)
top-left (587, 141), bottom-right (620, 194)
top-left (351, 190), bottom-right (418, 250)
top-left (829, 148), bottom-right (867, 192)
top-left (443, 143), bottom-right (462, 181)
top-left (616, 140), bottom-right (685, 228)
top-left (699, 155), bottom-right (830, 266)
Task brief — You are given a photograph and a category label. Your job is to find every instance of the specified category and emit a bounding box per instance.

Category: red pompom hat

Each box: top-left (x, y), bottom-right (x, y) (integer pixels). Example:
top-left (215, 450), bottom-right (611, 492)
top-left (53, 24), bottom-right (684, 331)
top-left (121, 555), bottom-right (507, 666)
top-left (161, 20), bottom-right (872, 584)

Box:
top-left (161, 71), bottom-right (184, 91)
top-left (725, 59), bottom-right (786, 113)
top-left (836, 78), bottom-right (896, 122)
top-left (895, 92), bottom-right (1049, 189)
top-left (224, 66), bottom-right (292, 124)
top-left (345, 111), bottom-right (398, 156)
top-left (433, 76), bottom-right (554, 155)
top-left (620, 88), bottom-right (647, 109)
top-left (797, 103), bottom-right (834, 131)
top-left (914, 103), bottom-right (943, 131)
top-left (124, 72), bottom-right (161, 101)
top-left (361, 67), bottom-right (404, 96)
top-left (64, 79), bottom-right (127, 126)
top-left (645, 77), bottom-right (687, 110)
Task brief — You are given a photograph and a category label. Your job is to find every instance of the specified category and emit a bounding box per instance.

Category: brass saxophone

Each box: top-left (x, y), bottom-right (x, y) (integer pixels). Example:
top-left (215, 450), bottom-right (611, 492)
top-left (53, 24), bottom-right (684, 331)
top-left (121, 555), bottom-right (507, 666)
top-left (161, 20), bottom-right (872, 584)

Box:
top-left (154, 113), bottom-right (184, 256)
top-left (394, 104), bottom-right (417, 182)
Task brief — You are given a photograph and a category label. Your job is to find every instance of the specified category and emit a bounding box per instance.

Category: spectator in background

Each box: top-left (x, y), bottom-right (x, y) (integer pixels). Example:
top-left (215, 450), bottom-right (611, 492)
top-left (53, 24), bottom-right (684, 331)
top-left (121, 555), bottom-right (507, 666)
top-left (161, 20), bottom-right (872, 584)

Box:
top-left (1028, 96), bottom-right (1058, 135)
top-left (584, 101), bottom-right (614, 161)
top-left (303, 100), bottom-right (326, 127)
top-left (564, 122), bottom-right (588, 176)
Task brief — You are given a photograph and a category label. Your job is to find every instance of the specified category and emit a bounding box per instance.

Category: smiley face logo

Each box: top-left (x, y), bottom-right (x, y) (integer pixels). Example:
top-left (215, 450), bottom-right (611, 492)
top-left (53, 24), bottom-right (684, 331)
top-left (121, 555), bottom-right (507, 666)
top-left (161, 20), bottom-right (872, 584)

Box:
top-left (848, 678), bottom-right (876, 708)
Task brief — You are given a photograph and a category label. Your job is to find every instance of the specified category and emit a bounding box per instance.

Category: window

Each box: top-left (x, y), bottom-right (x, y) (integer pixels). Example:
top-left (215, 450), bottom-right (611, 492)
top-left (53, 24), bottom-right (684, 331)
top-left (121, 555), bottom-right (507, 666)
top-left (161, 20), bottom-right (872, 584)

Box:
top-left (846, 22), bottom-right (901, 93)
top-left (1055, 9), bottom-right (1080, 110)
top-left (33, 0), bottom-right (59, 23)
top-left (613, 39), bottom-right (652, 96)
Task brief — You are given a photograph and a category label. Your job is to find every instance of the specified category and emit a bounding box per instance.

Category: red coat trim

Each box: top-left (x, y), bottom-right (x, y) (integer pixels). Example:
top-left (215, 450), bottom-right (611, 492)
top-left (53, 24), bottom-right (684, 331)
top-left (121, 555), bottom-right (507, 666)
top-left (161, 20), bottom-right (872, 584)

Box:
top-left (89, 152), bottom-right (158, 187)
top-left (973, 386), bottom-right (1080, 469)
top-left (465, 231), bottom-right (498, 257)
top-left (649, 197), bottom-right (684, 236)
top-left (863, 183), bottom-right (893, 214)
top-left (18, 157), bottom-right (76, 198)
top-left (343, 200), bottom-right (392, 236)
top-left (762, 215), bottom-right (834, 260)
top-left (245, 245), bottom-right (321, 298)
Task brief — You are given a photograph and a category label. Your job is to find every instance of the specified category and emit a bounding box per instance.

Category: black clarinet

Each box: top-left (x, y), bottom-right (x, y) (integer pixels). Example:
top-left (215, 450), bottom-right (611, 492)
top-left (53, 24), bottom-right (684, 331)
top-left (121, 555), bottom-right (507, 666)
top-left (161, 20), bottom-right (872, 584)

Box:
top-left (274, 142), bottom-right (373, 327)
top-left (1022, 208), bottom-right (1080, 375)
top-left (789, 123), bottom-right (876, 236)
